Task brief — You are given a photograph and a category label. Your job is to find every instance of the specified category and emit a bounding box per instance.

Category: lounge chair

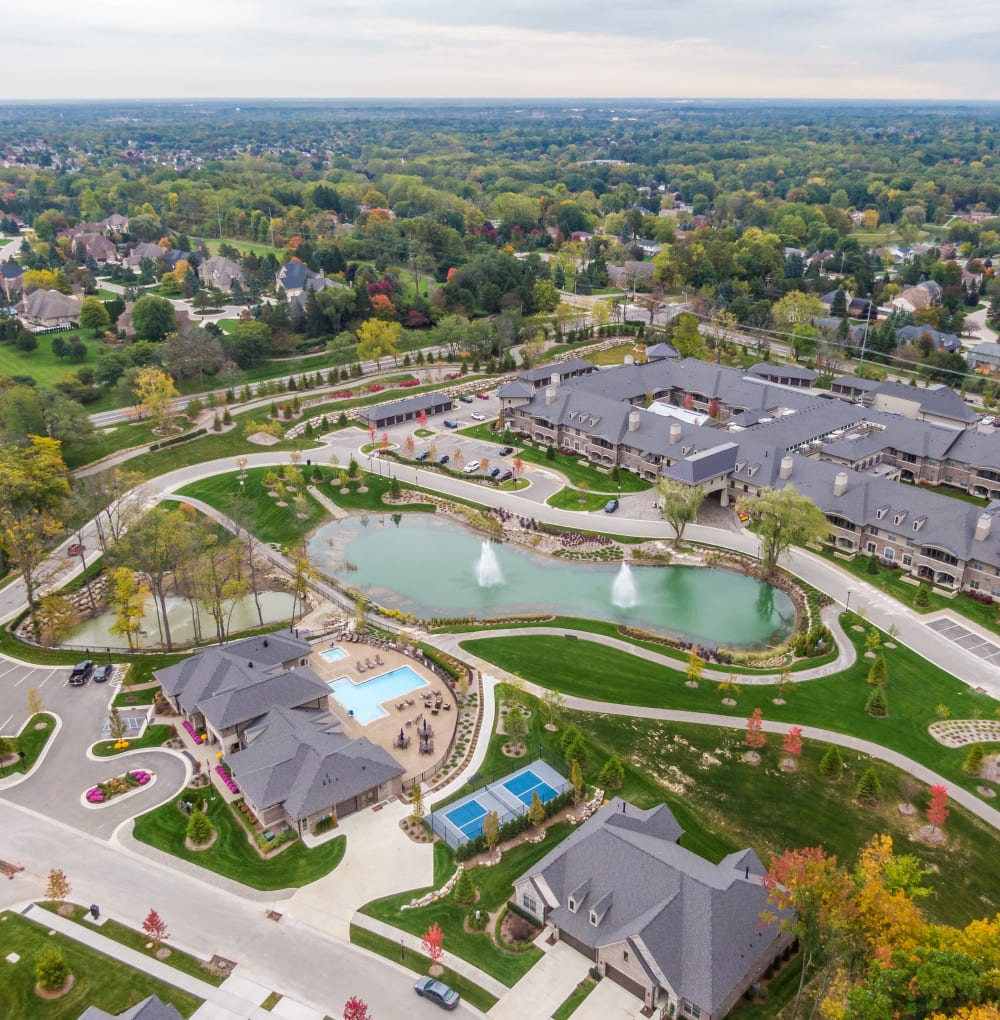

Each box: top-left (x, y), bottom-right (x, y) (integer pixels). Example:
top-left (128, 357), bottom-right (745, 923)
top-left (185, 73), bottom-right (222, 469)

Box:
top-left (365, 657), bottom-right (374, 669)
top-left (375, 654), bottom-right (384, 666)
top-left (443, 702), bottom-right (451, 712)
top-left (356, 661), bottom-right (366, 673)
top-left (431, 707), bottom-right (439, 716)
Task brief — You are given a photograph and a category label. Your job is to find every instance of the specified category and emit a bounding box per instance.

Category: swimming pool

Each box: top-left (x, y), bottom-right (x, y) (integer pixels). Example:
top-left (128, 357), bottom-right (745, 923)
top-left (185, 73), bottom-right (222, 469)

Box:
top-left (320, 645), bottom-right (348, 663)
top-left (327, 665), bottom-right (428, 724)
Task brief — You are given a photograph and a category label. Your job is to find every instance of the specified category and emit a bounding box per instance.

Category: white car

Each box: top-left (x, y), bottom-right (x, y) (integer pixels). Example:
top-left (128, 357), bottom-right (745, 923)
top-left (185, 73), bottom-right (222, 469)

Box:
top-left (463, 460), bottom-right (481, 473)
top-left (982, 416), bottom-right (995, 427)
top-left (470, 411), bottom-right (486, 421)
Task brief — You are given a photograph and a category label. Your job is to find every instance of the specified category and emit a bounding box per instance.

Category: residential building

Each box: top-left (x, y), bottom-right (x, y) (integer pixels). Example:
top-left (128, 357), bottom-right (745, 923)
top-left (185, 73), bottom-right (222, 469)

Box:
top-left (18, 288), bottom-right (80, 328)
top-left (891, 280), bottom-right (943, 314)
top-left (198, 255), bottom-right (244, 290)
top-left (968, 341), bottom-right (1000, 374)
top-left (895, 324), bottom-right (962, 354)
top-left (0, 261), bottom-right (24, 300)
top-left (513, 799), bottom-right (790, 1017)
top-left (78, 995), bottom-right (182, 1020)
top-left (125, 242), bottom-right (168, 270)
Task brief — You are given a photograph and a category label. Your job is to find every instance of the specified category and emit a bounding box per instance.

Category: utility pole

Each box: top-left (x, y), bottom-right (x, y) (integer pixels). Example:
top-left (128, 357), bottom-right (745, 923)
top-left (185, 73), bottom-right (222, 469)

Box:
top-left (216, 203), bottom-right (223, 240)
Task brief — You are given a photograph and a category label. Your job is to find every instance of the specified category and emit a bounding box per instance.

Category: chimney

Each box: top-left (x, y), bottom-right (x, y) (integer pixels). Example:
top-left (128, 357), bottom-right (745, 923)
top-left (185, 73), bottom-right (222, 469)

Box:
top-left (545, 386), bottom-right (557, 405)
top-left (628, 410), bottom-right (641, 432)
top-left (669, 423), bottom-right (682, 445)
top-left (834, 471), bottom-right (849, 497)
top-left (550, 372), bottom-right (560, 389)
top-left (779, 456), bottom-right (794, 480)
top-left (975, 512), bottom-right (992, 542)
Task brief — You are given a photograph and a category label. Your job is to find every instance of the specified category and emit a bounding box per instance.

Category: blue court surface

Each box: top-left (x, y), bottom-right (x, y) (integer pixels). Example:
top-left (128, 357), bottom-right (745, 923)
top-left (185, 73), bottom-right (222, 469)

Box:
top-left (429, 759), bottom-right (569, 847)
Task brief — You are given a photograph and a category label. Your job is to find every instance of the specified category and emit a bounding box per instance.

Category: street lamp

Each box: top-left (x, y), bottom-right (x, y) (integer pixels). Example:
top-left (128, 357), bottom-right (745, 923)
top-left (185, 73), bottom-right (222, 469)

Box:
top-left (846, 589), bottom-right (853, 612)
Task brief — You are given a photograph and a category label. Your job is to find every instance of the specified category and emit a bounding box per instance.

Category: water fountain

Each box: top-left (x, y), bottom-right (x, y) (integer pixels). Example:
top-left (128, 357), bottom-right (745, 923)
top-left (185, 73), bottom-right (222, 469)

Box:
top-left (475, 541), bottom-right (505, 588)
top-left (611, 562), bottom-right (639, 609)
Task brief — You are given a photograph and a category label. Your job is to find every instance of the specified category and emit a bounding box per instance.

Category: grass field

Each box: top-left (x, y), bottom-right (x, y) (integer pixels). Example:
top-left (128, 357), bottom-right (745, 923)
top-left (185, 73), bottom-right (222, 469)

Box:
top-left (204, 238), bottom-right (282, 258)
top-left (461, 617), bottom-right (1000, 796)
top-left (132, 795), bottom-right (345, 891)
top-left (514, 445), bottom-right (651, 493)
top-left (0, 911), bottom-right (202, 1019)
top-left (0, 327), bottom-right (101, 389)
top-left (6, 713), bottom-right (56, 774)
top-left (546, 486), bottom-right (616, 511)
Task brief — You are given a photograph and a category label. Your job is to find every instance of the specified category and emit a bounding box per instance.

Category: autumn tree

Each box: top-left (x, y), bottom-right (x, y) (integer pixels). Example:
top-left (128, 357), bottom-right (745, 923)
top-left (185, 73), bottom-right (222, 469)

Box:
top-left (45, 868), bottom-right (71, 903)
top-left (927, 784), bottom-right (950, 835)
top-left (142, 908), bottom-right (169, 948)
top-left (421, 921), bottom-right (445, 967)
top-left (963, 744), bottom-right (985, 776)
top-left (482, 810), bottom-right (500, 855)
top-left (527, 791), bottom-right (545, 828)
top-left (656, 478), bottom-right (705, 546)
top-left (686, 648), bottom-right (704, 685)
top-left (745, 707), bottom-right (767, 750)
top-left (108, 706), bottom-right (128, 749)
top-left (107, 566), bottom-right (150, 651)
top-left (133, 366), bottom-right (179, 432)
top-left (0, 436), bottom-right (70, 636)
top-left (783, 726), bottom-right (803, 762)
top-left (343, 996), bottom-right (373, 1020)
top-left (410, 781), bottom-right (425, 825)
top-left (736, 485), bottom-right (830, 576)
top-left (356, 318), bottom-right (401, 368)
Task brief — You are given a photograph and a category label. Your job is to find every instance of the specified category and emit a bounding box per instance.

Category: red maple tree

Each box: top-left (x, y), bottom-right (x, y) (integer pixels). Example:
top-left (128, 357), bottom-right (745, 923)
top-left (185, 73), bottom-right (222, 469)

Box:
top-left (417, 410), bottom-right (427, 427)
top-left (927, 784), bottom-right (949, 832)
top-left (421, 921), bottom-right (445, 965)
top-left (782, 726), bottom-right (803, 758)
top-left (142, 908), bottom-right (169, 947)
top-left (343, 996), bottom-right (372, 1020)
top-left (745, 708), bottom-right (766, 750)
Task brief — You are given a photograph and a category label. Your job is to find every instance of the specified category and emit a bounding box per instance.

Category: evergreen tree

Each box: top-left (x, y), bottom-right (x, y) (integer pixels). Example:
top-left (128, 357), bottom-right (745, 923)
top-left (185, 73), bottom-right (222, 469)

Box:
top-left (597, 755), bottom-right (625, 790)
top-left (186, 810), bottom-right (214, 846)
top-left (855, 767), bottom-right (883, 805)
top-left (964, 744), bottom-right (985, 776)
top-left (865, 687), bottom-right (888, 717)
top-left (867, 654), bottom-right (888, 688)
top-left (453, 868), bottom-right (476, 905)
top-left (818, 746), bottom-right (844, 780)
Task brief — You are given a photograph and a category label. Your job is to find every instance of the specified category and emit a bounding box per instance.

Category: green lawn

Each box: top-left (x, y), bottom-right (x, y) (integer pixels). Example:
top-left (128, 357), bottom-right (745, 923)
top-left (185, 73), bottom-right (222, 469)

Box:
top-left (461, 617), bottom-right (1000, 796)
top-left (0, 328), bottom-right (102, 389)
top-left (360, 828), bottom-right (568, 985)
top-left (176, 467), bottom-right (328, 546)
top-left (91, 724), bottom-right (173, 758)
top-left (349, 926), bottom-right (498, 1013)
top-left (5, 713), bottom-right (56, 775)
top-left (513, 445), bottom-right (651, 493)
top-left (132, 795), bottom-right (345, 891)
top-left (0, 911), bottom-right (202, 1019)
top-left (546, 487), bottom-right (616, 511)
top-left (204, 238), bottom-right (282, 258)
top-left (552, 978), bottom-right (597, 1019)
top-left (112, 686), bottom-right (159, 708)
top-left (37, 904), bottom-right (224, 986)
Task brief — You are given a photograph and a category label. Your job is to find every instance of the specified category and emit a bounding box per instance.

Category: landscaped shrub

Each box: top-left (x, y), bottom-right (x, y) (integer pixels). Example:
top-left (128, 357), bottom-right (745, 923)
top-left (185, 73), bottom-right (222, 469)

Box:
top-left (964, 744), bottom-right (985, 776)
top-left (186, 810), bottom-right (214, 846)
top-left (914, 582), bottom-right (932, 608)
top-left (818, 746), bottom-right (844, 780)
top-left (865, 687), bottom-right (888, 717)
top-left (855, 767), bottom-right (883, 805)
top-left (35, 948), bottom-right (69, 991)
top-left (466, 908), bottom-right (489, 931)
top-left (865, 554), bottom-right (880, 576)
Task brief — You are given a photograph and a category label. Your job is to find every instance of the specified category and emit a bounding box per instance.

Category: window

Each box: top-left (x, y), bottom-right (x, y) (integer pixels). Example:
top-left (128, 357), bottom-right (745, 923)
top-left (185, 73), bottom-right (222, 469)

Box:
top-left (522, 895), bottom-right (537, 914)
top-left (884, 548), bottom-right (894, 561)
top-left (683, 1003), bottom-right (702, 1018)
top-left (567, 898), bottom-right (577, 913)
top-left (970, 581), bottom-right (980, 591)
top-left (623, 950), bottom-right (629, 963)
top-left (902, 555), bottom-right (912, 567)
top-left (867, 542), bottom-right (877, 554)
top-left (589, 911), bottom-right (599, 926)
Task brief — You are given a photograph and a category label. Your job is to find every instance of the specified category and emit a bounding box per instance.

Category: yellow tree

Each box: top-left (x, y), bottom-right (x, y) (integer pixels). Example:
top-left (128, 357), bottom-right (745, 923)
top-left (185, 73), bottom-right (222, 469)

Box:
top-left (0, 436), bottom-right (70, 636)
top-left (107, 567), bottom-right (149, 651)
top-left (355, 318), bottom-right (401, 369)
top-left (134, 367), bottom-right (179, 432)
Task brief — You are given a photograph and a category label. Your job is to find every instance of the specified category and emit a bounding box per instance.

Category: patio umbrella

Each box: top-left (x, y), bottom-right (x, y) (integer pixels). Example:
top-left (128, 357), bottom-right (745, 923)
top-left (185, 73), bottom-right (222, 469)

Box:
top-left (399, 728), bottom-right (405, 743)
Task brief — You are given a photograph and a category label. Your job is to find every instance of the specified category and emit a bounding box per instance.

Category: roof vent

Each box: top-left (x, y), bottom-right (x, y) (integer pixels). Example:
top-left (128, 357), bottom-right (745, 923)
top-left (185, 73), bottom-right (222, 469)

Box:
top-left (248, 661), bottom-right (254, 668)
top-left (263, 639), bottom-right (269, 647)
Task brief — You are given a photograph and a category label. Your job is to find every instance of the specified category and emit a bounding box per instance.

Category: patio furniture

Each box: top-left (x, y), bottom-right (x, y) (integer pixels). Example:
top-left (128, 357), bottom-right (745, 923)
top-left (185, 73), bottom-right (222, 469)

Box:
top-left (442, 703), bottom-right (451, 711)
top-left (356, 661), bottom-right (366, 673)
top-left (375, 654), bottom-right (384, 666)
top-left (364, 657), bottom-right (374, 669)
top-left (431, 707), bottom-right (439, 716)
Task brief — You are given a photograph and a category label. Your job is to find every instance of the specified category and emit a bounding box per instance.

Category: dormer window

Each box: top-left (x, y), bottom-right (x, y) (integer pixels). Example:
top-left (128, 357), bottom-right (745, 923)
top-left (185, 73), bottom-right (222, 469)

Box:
top-left (875, 505), bottom-right (889, 520)
top-left (894, 512), bottom-right (907, 526)
top-left (912, 517), bottom-right (926, 532)
top-left (589, 910), bottom-right (599, 926)
top-left (568, 898), bottom-right (577, 913)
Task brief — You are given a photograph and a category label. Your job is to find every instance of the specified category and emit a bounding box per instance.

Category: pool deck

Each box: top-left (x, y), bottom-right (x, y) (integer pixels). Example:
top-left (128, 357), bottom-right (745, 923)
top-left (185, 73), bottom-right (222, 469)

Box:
top-left (309, 641), bottom-right (458, 784)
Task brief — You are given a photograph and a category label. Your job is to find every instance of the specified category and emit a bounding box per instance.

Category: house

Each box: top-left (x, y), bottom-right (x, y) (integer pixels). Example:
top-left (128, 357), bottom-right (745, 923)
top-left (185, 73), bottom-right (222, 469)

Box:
top-left (276, 259), bottom-right (314, 296)
top-left (891, 280), bottom-right (943, 314)
top-left (73, 232), bottom-right (118, 263)
top-left (199, 255), bottom-right (244, 290)
top-left (18, 288), bottom-right (80, 328)
top-left (156, 631), bottom-right (404, 833)
top-left (513, 799), bottom-right (790, 1017)
top-left (968, 341), bottom-right (1000, 374)
top-left (632, 238), bottom-right (662, 258)
top-left (895, 324), bottom-right (962, 354)
top-left (100, 213), bottom-right (129, 234)
top-left (745, 362), bottom-right (818, 388)
top-left (78, 995), bottom-right (182, 1020)
top-left (356, 391), bottom-right (455, 430)
top-left (516, 358), bottom-right (596, 391)
top-left (126, 242), bottom-right (168, 270)
top-left (0, 261), bottom-right (24, 300)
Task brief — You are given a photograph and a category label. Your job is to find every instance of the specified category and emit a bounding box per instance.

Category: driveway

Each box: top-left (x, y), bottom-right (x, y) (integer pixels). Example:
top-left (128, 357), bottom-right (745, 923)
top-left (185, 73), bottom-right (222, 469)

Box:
top-left (488, 941), bottom-right (591, 1020)
top-left (572, 975), bottom-right (645, 1020)
top-left (0, 654), bottom-right (72, 737)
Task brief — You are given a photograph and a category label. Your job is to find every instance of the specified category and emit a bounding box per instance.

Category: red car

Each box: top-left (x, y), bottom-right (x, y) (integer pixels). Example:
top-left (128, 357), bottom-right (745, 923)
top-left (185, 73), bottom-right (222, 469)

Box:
top-left (68, 543), bottom-right (85, 556)
top-left (475, 392), bottom-right (489, 400)
top-left (558, 447), bottom-right (580, 457)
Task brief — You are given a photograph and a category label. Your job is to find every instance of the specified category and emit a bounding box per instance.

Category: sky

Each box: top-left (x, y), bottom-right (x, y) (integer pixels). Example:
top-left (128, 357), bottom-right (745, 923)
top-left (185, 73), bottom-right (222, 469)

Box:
top-left (5, 0), bottom-right (999, 101)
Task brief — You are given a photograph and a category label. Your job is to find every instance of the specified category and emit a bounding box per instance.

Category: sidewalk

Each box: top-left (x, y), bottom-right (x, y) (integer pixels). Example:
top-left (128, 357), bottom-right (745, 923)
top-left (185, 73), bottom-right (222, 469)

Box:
top-left (20, 903), bottom-right (325, 1019)
top-left (350, 913), bottom-right (509, 1000)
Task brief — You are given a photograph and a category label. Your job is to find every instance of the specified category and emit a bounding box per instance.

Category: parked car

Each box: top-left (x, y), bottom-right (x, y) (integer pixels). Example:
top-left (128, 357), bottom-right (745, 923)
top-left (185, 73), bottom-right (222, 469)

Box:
top-left (470, 411), bottom-right (486, 421)
top-left (475, 392), bottom-right (490, 400)
top-left (463, 460), bottom-right (481, 473)
top-left (415, 450), bottom-right (430, 461)
top-left (442, 419), bottom-right (459, 428)
top-left (437, 454), bottom-right (450, 465)
top-left (983, 416), bottom-right (996, 427)
top-left (497, 470), bottom-right (513, 482)
top-left (459, 395), bottom-right (474, 403)
top-left (498, 446), bottom-right (514, 457)
top-left (488, 467), bottom-right (502, 478)
top-left (414, 977), bottom-right (460, 1010)
top-left (67, 543), bottom-right (85, 557)
top-left (69, 660), bottom-right (94, 686)
top-left (604, 498), bottom-right (619, 513)
top-left (94, 663), bottom-right (114, 684)
top-left (559, 446), bottom-right (580, 457)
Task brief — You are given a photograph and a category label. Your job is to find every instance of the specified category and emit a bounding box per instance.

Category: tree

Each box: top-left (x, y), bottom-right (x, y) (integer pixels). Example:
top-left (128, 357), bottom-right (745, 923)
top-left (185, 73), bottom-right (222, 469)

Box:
top-left (565, 734), bottom-right (587, 769)
top-left (670, 313), bottom-right (708, 359)
top-left (227, 319), bottom-right (272, 368)
top-left (131, 295), bottom-right (176, 341)
top-left (927, 784), bottom-right (949, 834)
top-left (867, 653), bottom-right (888, 687)
top-left (736, 485), bottom-right (830, 576)
top-left (186, 810), bottom-right (214, 846)
top-left (540, 689), bottom-right (566, 728)
top-left (78, 294), bottom-right (110, 332)
top-left (44, 868), bottom-right (71, 903)
top-left (133, 366), bottom-right (179, 432)
top-left (0, 436), bottom-right (70, 637)
top-left (745, 707), bottom-right (767, 750)
top-left (453, 868), bottom-right (476, 905)
top-left (686, 648), bottom-right (704, 685)
top-left (656, 479), bottom-right (705, 546)
top-left (963, 744), bottom-right (985, 776)
top-left (343, 996), bottom-right (373, 1020)
top-left (856, 767), bottom-right (883, 805)
top-left (142, 908), bottom-right (169, 948)
top-left (356, 318), bottom-right (401, 368)
top-left (597, 755), bottom-right (625, 790)
top-left (527, 791), bottom-right (545, 828)
top-left (819, 746), bottom-right (844, 780)
top-left (35, 948), bottom-right (70, 991)
top-left (482, 810), bottom-right (500, 855)
top-left (108, 706), bottom-right (128, 749)
top-left (865, 686), bottom-right (888, 717)
top-left (772, 290), bottom-right (825, 331)
top-left (421, 922), bottom-right (445, 967)
top-left (504, 703), bottom-right (528, 743)
top-left (107, 566), bottom-right (150, 651)
top-left (410, 781), bottom-right (425, 825)
top-left (570, 759), bottom-right (585, 802)
top-left (783, 726), bottom-right (803, 760)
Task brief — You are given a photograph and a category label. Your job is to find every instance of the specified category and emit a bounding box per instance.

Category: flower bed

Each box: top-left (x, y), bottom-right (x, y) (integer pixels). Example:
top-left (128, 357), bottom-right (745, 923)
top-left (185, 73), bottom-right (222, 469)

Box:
top-left (85, 770), bottom-right (153, 805)
top-left (215, 764), bottom-right (240, 795)
top-left (182, 720), bottom-right (203, 745)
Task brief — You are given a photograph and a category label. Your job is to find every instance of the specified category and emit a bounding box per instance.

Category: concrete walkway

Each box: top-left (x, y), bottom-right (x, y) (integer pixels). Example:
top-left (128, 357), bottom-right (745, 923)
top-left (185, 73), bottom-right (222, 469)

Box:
top-left (572, 976), bottom-right (645, 1020)
top-left (350, 914), bottom-right (509, 999)
top-left (488, 940), bottom-right (591, 1020)
top-left (21, 903), bottom-right (324, 1019)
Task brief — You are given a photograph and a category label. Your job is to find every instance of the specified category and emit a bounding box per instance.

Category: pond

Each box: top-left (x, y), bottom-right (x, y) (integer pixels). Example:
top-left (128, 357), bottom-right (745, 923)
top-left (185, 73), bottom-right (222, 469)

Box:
top-left (61, 591), bottom-right (297, 651)
top-left (306, 514), bottom-right (795, 649)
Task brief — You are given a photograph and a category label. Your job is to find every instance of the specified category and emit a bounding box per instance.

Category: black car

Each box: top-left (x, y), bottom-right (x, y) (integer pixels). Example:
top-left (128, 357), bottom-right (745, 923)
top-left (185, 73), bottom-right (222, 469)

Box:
top-left (414, 977), bottom-right (460, 1010)
top-left (415, 450), bottom-right (430, 461)
top-left (498, 446), bottom-right (514, 456)
top-left (69, 660), bottom-right (94, 686)
top-left (442, 419), bottom-right (459, 428)
top-left (94, 663), bottom-right (114, 684)
top-left (488, 467), bottom-right (501, 478)
top-left (437, 454), bottom-right (450, 465)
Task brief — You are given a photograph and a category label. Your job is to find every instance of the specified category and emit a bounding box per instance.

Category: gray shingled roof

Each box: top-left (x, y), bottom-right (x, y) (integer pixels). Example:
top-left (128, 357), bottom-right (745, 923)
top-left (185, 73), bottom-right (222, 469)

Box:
top-left (664, 442), bottom-right (740, 484)
top-left (356, 391), bottom-right (453, 425)
top-left (871, 380), bottom-right (978, 424)
top-left (518, 357), bottom-right (595, 384)
top-left (746, 362), bottom-right (818, 383)
top-left (517, 799), bottom-right (783, 1016)
top-left (498, 379), bottom-right (536, 399)
top-left (78, 994), bottom-right (183, 1020)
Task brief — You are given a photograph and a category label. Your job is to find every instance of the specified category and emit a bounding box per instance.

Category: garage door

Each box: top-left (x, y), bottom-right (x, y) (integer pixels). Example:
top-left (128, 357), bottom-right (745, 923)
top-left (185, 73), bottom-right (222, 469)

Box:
top-left (603, 963), bottom-right (648, 1002)
top-left (336, 797), bottom-right (357, 819)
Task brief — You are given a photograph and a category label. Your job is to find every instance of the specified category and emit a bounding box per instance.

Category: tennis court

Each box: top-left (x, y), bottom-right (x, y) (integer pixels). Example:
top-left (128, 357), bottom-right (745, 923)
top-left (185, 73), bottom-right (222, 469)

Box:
top-left (429, 759), bottom-right (569, 848)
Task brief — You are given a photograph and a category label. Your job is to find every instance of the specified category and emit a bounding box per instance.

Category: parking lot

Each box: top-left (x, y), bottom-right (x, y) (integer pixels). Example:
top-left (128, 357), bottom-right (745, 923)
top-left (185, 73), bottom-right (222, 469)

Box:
top-left (0, 655), bottom-right (74, 737)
